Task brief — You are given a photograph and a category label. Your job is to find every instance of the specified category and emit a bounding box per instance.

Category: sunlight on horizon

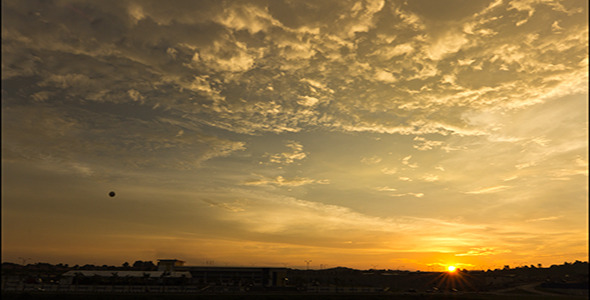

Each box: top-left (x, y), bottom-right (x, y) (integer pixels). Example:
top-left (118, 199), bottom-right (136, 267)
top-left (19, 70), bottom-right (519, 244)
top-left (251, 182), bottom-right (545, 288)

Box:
top-left (1, 0), bottom-right (588, 270)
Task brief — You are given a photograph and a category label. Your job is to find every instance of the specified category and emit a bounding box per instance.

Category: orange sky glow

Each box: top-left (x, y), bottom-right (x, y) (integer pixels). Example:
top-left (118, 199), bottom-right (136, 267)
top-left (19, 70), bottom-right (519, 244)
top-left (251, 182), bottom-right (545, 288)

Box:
top-left (2, 0), bottom-right (588, 271)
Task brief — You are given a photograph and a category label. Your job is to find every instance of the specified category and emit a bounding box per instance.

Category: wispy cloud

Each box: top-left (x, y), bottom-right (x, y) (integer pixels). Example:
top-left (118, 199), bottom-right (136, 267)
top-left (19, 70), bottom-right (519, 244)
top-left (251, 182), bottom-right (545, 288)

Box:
top-left (265, 141), bottom-right (307, 165)
top-left (401, 155), bottom-right (418, 168)
top-left (202, 199), bottom-right (246, 213)
top-left (422, 174), bottom-right (439, 182)
top-left (361, 155), bottom-right (382, 165)
top-left (390, 192), bottom-right (424, 198)
top-left (525, 216), bottom-right (563, 223)
top-left (455, 247), bottom-right (511, 257)
top-left (464, 186), bottom-right (511, 194)
top-left (376, 186), bottom-right (397, 192)
top-left (413, 136), bottom-right (444, 151)
top-left (381, 167), bottom-right (397, 175)
top-left (243, 176), bottom-right (329, 187)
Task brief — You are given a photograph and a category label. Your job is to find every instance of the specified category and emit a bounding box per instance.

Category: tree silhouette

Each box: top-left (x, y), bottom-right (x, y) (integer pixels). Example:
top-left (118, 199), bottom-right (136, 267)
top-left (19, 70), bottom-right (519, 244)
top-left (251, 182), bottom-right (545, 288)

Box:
top-left (133, 260), bottom-right (156, 271)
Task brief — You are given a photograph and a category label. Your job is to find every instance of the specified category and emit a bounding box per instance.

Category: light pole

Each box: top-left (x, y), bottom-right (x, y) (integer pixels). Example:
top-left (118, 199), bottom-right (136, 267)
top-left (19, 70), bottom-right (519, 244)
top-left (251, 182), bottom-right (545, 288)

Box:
top-left (304, 260), bottom-right (312, 270)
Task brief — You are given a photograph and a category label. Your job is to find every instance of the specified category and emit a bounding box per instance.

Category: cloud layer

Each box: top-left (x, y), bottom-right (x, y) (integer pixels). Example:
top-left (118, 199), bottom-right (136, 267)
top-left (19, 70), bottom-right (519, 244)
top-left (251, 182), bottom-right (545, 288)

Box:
top-left (2, 0), bottom-right (587, 270)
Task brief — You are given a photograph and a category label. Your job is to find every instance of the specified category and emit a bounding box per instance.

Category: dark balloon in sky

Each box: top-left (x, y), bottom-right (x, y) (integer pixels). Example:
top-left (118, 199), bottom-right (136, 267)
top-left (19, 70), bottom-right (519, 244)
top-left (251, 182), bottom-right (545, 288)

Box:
top-left (109, 191), bottom-right (115, 197)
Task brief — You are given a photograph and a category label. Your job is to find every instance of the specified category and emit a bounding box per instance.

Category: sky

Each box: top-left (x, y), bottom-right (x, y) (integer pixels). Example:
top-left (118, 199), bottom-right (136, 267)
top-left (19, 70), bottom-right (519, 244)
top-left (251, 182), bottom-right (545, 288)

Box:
top-left (1, 0), bottom-right (588, 271)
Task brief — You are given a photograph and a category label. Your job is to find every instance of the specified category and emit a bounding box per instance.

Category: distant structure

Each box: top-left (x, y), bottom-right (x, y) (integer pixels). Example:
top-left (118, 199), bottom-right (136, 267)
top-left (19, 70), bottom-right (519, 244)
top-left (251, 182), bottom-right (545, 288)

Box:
top-left (157, 259), bottom-right (288, 288)
top-left (157, 259), bottom-right (185, 272)
top-left (61, 270), bottom-right (191, 285)
top-left (34, 258), bottom-right (289, 291)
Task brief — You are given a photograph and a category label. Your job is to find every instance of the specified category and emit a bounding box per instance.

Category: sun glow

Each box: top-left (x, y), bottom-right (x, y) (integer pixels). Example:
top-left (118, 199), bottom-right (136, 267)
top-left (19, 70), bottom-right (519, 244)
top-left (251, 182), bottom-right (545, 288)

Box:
top-left (447, 265), bottom-right (457, 272)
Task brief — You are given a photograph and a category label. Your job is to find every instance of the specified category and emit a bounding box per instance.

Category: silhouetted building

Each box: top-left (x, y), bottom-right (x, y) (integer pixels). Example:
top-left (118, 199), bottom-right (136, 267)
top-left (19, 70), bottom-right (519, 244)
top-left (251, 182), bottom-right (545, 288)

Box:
top-left (60, 270), bottom-right (191, 285)
top-left (154, 259), bottom-right (288, 288)
top-left (157, 259), bottom-right (185, 272)
top-left (175, 266), bottom-right (288, 288)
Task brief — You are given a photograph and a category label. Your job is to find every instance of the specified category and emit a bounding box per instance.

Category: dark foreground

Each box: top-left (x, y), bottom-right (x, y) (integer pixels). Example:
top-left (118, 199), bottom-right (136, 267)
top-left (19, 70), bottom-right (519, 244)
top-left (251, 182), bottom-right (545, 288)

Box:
top-left (3, 261), bottom-right (587, 299)
top-left (2, 291), bottom-right (587, 300)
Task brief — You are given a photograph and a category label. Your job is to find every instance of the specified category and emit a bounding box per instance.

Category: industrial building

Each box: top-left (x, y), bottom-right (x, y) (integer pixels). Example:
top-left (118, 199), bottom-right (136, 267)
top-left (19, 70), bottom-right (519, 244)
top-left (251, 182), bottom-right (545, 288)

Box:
top-left (158, 259), bottom-right (289, 288)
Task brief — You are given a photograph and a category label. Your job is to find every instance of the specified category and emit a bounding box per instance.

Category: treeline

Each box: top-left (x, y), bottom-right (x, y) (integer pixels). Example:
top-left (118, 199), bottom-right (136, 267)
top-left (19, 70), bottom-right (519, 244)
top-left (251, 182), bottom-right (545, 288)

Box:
top-left (490, 260), bottom-right (588, 272)
top-left (2, 260), bottom-right (158, 274)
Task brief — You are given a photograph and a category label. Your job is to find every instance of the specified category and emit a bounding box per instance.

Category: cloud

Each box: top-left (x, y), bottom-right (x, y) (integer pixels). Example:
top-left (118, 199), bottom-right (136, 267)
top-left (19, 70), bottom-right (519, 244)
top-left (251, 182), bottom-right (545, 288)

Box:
top-left (5, 0), bottom-right (584, 141)
top-left (525, 216), bottom-right (563, 223)
top-left (243, 176), bottom-right (329, 187)
top-left (265, 141), bottom-right (307, 165)
top-left (425, 30), bottom-right (469, 60)
top-left (464, 186), bottom-right (511, 194)
top-left (371, 42), bottom-right (414, 60)
top-left (186, 76), bottom-right (224, 101)
top-left (193, 39), bottom-right (260, 73)
top-left (1, 0), bottom-right (587, 269)
top-left (127, 89), bottom-right (145, 103)
top-left (422, 174), bottom-right (439, 182)
top-left (413, 136), bottom-right (444, 151)
top-left (392, 4), bottom-right (425, 31)
top-left (376, 186), bottom-right (397, 192)
top-left (210, 191), bottom-right (484, 250)
top-left (551, 20), bottom-right (563, 32)
top-left (455, 247), bottom-right (511, 257)
top-left (2, 103), bottom-right (248, 173)
top-left (297, 96), bottom-right (320, 106)
top-left (338, 0), bottom-right (386, 38)
top-left (30, 91), bottom-right (53, 102)
top-left (381, 167), bottom-right (397, 175)
top-left (375, 69), bottom-right (397, 83)
top-left (197, 138), bottom-right (247, 165)
top-left (401, 155), bottom-right (418, 168)
top-left (301, 78), bottom-right (334, 94)
top-left (214, 3), bottom-right (280, 35)
top-left (361, 155), bottom-right (382, 165)
top-left (390, 193), bottom-right (424, 198)
top-left (202, 199), bottom-right (245, 213)
top-left (69, 162), bottom-right (95, 177)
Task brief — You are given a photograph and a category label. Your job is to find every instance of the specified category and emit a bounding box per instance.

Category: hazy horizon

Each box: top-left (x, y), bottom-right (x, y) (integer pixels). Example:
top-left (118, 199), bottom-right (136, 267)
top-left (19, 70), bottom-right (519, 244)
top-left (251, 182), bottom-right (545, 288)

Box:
top-left (2, 0), bottom-right (588, 272)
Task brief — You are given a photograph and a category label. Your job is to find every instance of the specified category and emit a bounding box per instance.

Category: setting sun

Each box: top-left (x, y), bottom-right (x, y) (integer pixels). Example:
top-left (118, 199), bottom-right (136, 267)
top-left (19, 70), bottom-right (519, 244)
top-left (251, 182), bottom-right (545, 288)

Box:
top-left (447, 266), bottom-right (457, 273)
